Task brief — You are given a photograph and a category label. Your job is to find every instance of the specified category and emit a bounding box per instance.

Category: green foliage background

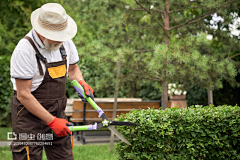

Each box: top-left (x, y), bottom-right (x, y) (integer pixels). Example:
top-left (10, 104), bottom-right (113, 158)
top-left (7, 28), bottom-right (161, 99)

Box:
top-left (116, 106), bottom-right (240, 159)
top-left (0, 56), bottom-right (12, 126)
top-left (0, 0), bottom-right (50, 126)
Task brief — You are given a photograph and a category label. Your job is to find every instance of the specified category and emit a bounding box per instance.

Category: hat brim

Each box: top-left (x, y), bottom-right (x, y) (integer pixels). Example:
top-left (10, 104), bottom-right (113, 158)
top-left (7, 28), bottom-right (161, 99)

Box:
top-left (31, 8), bottom-right (77, 41)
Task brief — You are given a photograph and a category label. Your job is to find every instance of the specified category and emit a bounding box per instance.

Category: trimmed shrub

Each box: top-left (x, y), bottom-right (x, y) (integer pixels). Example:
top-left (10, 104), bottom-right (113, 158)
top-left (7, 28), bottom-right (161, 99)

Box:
top-left (115, 105), bottom-right (240, 159)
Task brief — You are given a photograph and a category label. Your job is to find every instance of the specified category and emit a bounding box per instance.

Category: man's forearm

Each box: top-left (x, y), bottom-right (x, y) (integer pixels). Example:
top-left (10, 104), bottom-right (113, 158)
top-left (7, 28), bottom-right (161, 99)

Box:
top-left (17, 92), bottom-right (54, 124)
top-left (68, 64), bottom-right (84, 82)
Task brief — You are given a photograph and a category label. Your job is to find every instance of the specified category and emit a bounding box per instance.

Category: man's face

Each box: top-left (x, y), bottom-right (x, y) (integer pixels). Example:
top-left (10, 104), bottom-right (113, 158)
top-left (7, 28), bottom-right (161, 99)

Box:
top-left (43, 38), bottom-right (63, 51)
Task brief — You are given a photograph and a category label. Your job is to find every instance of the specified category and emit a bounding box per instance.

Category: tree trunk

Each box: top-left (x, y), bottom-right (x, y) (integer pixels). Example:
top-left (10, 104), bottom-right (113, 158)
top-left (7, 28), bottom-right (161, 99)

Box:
top-left (207, 87), bottom-right (213, 105)
top-left (130, 82), bottom-right (137, 97)
top-left (110, 57), bottom-right (121, 151)
top-left (161, 0), bottom-right (170, 110)
top-left (161, 82), bottom-right (169, 109)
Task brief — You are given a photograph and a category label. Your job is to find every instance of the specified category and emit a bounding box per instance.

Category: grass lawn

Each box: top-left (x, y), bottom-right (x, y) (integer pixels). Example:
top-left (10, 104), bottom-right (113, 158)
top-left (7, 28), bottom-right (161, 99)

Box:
top-left (0, 144), bottom-right (119, 160)
top-left (0, 127), bottom-right (12, 141)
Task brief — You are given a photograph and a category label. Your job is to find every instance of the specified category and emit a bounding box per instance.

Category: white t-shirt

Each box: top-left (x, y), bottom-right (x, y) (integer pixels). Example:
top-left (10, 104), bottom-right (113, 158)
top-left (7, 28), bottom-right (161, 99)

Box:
top-left (11, 29), bottom-right (79, 92)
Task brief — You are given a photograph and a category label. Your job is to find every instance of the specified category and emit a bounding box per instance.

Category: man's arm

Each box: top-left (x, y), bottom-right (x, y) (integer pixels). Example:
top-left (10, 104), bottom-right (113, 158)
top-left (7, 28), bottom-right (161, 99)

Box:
top-left (68, 64), bottom-right (94, 97)
top-left (68, 64), bottom-right (84, 82)
top-left (16, 79), bottom-right (71, 136)
top-left (16, 79), bottom-right (54, 124)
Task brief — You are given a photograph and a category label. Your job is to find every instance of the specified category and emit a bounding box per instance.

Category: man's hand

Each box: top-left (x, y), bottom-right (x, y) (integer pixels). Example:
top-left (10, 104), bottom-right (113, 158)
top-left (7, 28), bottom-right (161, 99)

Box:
top-left (47, 117), bottom-right (71, 137)
top-left (68, 64), bottom-right (94, 100)
top-left (78, 80), bottom-right (94, 99)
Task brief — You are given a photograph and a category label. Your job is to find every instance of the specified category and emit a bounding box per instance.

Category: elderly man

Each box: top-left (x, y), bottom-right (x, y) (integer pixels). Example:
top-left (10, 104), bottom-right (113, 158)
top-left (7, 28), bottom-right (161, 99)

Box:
top-left (10, 3), bottom-right (93, 160)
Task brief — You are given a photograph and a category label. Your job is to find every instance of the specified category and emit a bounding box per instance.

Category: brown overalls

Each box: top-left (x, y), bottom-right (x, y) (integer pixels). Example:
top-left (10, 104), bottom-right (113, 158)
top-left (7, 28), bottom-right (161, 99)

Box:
top-left (10, 36), bottom-right (74, 160)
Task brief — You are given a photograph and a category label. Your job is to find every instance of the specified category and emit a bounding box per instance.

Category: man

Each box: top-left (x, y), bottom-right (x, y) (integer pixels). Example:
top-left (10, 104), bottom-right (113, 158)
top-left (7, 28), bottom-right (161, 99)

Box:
top-left (10, 3), bottom-right (93, 160)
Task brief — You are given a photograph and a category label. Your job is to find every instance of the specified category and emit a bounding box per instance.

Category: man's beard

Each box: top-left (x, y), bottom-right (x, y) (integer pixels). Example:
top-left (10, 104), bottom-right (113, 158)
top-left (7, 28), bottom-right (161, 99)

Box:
top-left (43, 39), bottom-right (63, 51)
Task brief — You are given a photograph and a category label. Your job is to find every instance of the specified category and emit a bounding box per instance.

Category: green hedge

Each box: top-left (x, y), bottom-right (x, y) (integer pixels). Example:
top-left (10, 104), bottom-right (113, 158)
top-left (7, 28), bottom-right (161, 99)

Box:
top-left (115, 105), bottom-right (240, 159)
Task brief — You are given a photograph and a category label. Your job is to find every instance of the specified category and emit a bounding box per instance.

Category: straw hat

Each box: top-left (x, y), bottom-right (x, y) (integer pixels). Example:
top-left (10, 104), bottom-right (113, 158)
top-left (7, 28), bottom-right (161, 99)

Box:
top-left (31, 3), bottom-right (77, 41)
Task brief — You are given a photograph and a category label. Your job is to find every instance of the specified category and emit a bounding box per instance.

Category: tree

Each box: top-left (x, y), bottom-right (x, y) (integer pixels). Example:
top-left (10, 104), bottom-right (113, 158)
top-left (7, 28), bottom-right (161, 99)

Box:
top-left (107, 0), bottom-right (238, 109)
top-left (64, 0), bottom-right (163, 100)
top-left (201, 4), bottom-right (240, 104)
top-left (62, 0), bottom-right (239, 109)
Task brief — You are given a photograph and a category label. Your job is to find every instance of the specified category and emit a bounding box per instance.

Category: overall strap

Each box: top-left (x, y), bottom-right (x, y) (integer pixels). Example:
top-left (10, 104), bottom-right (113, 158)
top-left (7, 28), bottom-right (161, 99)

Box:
top-left (59, 44), bottom-right (67, 61)
top-left (24, 36), bottom-right (45, 75)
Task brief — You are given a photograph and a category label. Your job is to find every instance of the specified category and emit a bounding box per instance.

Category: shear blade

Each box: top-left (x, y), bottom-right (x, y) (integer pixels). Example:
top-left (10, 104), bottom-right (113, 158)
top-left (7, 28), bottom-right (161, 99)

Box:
top-left (110, 121), bottom-right (138, 126)
top-left (100, 113), bottom-right (135, 145)
top-left (108, 126), bottom-right (131, 145)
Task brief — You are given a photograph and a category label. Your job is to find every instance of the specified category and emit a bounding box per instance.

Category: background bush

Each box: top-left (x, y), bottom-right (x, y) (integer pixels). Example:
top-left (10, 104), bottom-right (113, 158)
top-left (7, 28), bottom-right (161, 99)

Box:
top-left (116, 106), bottom-right (240, 159)
top-left (0, 0), bottom-right (48, 127)
top-left (0, 56), bottom-right (13, 126)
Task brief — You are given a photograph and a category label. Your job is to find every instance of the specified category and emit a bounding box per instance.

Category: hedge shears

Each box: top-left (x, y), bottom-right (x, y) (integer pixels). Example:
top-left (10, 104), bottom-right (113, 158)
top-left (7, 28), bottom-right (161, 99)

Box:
top-left (70, 80), bottom-right (138, 145)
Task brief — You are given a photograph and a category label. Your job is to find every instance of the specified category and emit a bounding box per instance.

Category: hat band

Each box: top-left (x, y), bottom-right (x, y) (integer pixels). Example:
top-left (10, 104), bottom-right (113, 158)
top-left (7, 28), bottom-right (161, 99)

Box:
top-left (38, 17), bottom-right (68, 31)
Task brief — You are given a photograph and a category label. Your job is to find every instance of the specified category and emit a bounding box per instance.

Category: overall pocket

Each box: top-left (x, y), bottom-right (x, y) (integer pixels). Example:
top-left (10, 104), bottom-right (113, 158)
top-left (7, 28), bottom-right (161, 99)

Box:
top-left (48, 64), bottom-right (66, 79)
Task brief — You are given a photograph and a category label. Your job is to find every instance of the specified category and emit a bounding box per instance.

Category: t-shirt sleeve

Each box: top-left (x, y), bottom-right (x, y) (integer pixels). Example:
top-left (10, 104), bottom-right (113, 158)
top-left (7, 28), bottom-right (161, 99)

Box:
top-left (68, 40), bottom-right (79, 65)
top-left (11, 50), bottom-right (35, 80)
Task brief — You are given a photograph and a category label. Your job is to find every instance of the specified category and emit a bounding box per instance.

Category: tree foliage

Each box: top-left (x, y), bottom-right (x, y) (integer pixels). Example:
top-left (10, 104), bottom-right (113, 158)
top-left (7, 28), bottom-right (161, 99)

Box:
top-left (66, 0), bottom-right (164, 99)
top-left (70, 0), bottom-right (239, 109)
